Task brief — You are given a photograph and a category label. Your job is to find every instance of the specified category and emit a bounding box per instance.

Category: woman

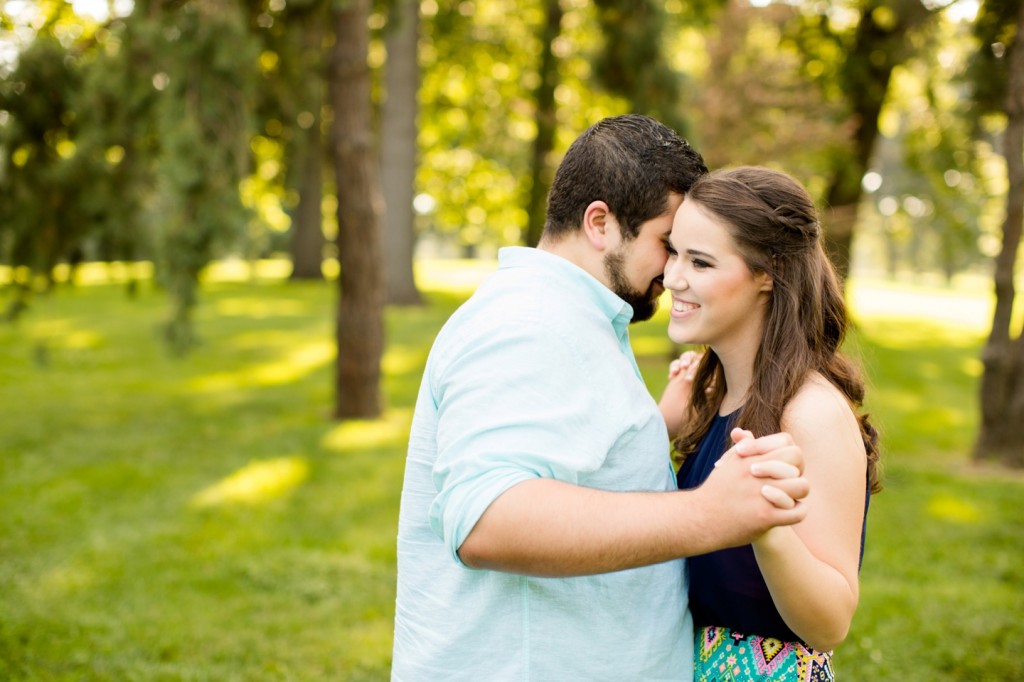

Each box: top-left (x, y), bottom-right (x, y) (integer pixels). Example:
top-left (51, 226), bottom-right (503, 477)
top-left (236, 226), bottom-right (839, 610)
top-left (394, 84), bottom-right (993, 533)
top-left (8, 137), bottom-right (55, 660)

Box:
top-left (660, 166), bottom-right (881, 681)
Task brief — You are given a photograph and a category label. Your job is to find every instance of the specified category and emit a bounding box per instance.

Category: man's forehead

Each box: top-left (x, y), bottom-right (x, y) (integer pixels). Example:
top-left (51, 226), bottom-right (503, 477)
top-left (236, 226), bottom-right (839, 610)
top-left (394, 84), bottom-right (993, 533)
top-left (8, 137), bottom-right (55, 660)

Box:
top-left (637, 217), bottom-right (674, 239)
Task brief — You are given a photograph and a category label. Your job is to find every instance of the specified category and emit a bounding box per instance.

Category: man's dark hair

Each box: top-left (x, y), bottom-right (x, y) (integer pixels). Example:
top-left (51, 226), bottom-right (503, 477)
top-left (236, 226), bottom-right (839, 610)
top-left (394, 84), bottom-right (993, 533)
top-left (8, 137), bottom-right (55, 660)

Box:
top-left (542, 114), bottom-right (708, 241)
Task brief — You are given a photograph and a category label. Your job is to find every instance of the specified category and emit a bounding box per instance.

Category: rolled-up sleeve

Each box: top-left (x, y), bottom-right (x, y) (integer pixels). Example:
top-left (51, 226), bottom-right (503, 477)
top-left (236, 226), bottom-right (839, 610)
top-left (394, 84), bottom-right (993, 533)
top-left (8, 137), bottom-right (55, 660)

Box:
top-left (427, 318), bottom-right (626, 566)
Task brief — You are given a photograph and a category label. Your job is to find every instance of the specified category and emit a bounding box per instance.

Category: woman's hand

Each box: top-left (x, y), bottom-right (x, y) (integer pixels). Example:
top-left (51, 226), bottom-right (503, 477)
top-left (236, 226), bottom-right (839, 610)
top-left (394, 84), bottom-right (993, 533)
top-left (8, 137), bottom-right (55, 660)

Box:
top-left (725, 427), bottom-right (804, 510)
top-left (659, 350), bottom-right (701, 438)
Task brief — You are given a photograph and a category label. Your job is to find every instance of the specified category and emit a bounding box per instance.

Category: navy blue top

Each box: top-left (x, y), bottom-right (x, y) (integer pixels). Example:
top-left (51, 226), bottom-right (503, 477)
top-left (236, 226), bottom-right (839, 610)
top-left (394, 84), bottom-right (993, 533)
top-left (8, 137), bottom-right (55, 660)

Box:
top-left (677, 411), bottom-right (870, 643)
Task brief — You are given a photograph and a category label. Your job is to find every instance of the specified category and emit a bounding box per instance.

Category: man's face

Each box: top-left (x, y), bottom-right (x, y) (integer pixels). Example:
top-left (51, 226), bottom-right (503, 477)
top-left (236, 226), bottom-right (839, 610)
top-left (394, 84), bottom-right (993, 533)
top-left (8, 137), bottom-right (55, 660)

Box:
top-left (603, 193), bottom-right (684, 322)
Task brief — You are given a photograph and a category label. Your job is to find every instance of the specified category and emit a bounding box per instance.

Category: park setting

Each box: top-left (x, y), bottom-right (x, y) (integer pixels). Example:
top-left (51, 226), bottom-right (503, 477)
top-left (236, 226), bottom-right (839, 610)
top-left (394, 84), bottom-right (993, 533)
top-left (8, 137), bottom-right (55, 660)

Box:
top-left (2, 0), bottom-right (1024, 680)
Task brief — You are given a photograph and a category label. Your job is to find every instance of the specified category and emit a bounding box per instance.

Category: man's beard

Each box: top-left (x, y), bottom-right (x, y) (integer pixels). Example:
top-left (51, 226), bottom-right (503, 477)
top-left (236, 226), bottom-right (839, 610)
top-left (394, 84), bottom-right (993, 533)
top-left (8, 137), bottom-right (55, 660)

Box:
top-left (604, 250), bottom-right (661, 323)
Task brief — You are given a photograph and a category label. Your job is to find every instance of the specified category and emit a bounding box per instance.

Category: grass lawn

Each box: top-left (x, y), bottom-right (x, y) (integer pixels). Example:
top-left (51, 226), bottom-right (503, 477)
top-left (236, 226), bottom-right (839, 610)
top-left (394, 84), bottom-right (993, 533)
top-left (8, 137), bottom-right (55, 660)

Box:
top-left (1, 260), bottom-right (1021, 680)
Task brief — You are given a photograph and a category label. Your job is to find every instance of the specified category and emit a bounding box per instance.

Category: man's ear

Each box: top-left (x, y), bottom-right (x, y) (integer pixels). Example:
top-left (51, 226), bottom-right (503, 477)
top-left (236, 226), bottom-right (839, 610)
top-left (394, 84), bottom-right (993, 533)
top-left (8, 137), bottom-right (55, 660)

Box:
top-left (582, 200), bottom-right (615, 250)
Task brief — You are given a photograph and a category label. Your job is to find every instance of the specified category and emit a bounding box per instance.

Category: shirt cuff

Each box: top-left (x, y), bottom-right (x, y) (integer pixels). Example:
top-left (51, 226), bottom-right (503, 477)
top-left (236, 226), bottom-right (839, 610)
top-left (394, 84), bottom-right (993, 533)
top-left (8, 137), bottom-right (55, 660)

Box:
top-left (429, 466), bottom-right (536, 568)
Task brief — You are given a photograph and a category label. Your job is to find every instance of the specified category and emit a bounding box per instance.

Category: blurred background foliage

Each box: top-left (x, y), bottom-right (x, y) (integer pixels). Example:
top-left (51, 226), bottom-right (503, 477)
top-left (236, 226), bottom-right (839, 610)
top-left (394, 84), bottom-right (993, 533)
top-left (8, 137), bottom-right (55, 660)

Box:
top-left (0, 0), bottom-right (1009, 284)
top-left (6, 0), bottom-right (1021, 446)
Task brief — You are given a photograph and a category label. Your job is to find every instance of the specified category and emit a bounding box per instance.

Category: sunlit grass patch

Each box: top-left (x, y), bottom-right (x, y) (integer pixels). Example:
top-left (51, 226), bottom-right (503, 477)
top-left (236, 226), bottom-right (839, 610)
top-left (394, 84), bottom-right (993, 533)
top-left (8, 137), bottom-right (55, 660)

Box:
top-left (413, 257), bottom-right (497, 293)
top-left (926, 494), bottom-right (983, 524)
top-left (187, 339), bottom-right (334, 391)
top-left (191, 456), bottom-right (310, 508)
top-left (849, 276), bottom-right (995, 334)
top-left (322, 409), bottom-right (414, 453)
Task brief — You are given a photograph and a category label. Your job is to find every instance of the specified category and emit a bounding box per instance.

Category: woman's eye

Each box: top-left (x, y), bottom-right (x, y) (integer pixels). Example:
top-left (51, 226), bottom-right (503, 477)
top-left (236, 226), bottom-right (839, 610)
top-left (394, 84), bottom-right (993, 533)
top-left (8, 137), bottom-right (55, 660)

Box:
top-left (692, 258), bottom-right (711, 270)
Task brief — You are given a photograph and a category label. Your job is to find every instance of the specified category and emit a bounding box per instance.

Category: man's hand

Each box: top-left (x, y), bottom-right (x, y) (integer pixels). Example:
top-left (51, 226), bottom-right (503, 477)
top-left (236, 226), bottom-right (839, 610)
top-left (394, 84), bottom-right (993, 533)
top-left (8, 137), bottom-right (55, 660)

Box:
top-left (725, 428), bottom-right (807, 510)
top-left (457, 429), bottom-right (809, 576)
top-left (694, 429), bottom-right (809, 549)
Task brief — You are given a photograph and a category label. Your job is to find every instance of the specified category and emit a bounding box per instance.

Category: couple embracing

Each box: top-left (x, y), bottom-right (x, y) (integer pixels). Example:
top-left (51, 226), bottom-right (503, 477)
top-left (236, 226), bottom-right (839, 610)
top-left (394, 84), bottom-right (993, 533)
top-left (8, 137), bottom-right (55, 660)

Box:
top-left (393, 115), bottom-right (880, 682)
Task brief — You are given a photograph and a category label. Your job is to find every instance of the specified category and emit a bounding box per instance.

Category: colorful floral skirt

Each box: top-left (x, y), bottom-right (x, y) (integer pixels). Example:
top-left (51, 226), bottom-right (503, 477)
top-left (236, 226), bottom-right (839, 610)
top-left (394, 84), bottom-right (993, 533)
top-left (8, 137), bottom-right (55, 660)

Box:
top-left (695, 625), bottom-right (835, 682)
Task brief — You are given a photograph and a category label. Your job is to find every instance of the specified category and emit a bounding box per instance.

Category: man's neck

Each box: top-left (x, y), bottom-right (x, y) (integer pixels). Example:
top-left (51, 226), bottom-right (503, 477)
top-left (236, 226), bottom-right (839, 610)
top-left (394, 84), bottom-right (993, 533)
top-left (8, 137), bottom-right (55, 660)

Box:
top-left (537, 236), bottom-right (609, 290)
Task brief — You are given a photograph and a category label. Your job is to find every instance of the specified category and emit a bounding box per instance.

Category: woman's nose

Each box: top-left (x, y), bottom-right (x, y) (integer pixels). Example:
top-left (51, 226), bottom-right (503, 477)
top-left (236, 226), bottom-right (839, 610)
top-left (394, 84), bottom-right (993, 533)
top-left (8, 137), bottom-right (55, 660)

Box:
top-left (664, 265), bottom-right (686, 291)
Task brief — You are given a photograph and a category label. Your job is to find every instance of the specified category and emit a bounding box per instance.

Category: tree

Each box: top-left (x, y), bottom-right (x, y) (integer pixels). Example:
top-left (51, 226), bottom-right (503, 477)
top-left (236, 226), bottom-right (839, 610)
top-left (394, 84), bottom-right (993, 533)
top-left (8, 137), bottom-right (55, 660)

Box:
top-left (880, 28), bottom-right (988, 282)
top-left (790, 0), bottom-right (937, 281)
top-left (417, 0), bottom-right (541, 252)
top-left (523, 0), bottom-right (563, 247)
top-left (973, 0), bottom-right (1024, 466)
top-left (0, 6), bottom-right (152, 310)
top-left (288, 90), bottom-right (327, 280)
top-left (330, 0), bottom-right (385, 419)
top-left (0, 36), bottom-right (88, 317)
top-left (283, 12), bottom-right (329, 281)
top-left (74, 15), bottom-right (160, 280)
top-left (381, 0), bottom-right (423, 303)
top-left (691, 0), bottom-right (847, 176)
top-left (143, 0), bottom-right (258, 351)
top-left (0, 1), bottom-right (259, 349)
top-left (592, 0), bottom-right (696, 137)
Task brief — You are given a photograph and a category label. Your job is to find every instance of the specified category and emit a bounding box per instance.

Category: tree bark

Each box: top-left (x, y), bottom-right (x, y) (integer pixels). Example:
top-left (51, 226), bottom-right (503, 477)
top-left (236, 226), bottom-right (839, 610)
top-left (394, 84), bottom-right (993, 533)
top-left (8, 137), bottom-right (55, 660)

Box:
top-left (975, 1), bottom-right (1024, 466)
top-left (330, 0), bottom-right (385, 420)
top-left (524, 0), bottom-right (563, 247)
top-left (288, 17), bottom-right (326, 281)
top-left (381, 0), bottom-right (423, 304)
top-left (290, 112), bottom-right (325, 280)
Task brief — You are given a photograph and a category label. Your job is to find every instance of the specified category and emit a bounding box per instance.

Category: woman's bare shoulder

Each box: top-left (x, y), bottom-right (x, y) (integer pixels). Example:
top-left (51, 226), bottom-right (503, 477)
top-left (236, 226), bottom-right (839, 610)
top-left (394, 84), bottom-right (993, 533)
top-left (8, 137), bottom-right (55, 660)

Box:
top-left (783, 373), bottom-right (861, 445)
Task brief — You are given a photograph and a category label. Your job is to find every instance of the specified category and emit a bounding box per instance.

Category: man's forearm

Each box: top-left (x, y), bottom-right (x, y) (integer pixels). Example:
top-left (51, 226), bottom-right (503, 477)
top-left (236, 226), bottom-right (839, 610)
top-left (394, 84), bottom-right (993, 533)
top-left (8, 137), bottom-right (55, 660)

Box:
top-left (458, 470), bottom-right (806, 576)
top-left (457, 432), bottom-right (809, 577)
top-left (458, 479), bottom-right (710, 576)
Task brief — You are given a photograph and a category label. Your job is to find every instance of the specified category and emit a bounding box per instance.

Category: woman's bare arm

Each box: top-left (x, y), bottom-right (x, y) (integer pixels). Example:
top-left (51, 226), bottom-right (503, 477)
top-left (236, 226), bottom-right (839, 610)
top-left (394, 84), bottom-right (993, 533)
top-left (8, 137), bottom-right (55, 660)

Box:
top-left (751, 377), bottom-right (868, 651)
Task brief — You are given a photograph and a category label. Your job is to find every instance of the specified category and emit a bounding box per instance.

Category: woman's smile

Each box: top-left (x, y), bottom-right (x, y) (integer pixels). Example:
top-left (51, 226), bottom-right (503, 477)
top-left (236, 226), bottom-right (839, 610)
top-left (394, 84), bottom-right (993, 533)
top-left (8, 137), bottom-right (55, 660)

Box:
top-left (670, 298), bottom-right (699, 316)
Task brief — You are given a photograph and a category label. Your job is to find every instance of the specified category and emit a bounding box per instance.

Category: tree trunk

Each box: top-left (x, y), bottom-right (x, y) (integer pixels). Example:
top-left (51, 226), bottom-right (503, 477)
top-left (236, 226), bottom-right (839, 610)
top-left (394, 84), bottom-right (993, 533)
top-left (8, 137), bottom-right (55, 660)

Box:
top-left (821, 0), bottom-right (933, 282)
top-left (822, 201), bottom-right (858, 284)
top-left (290, 114), bottom-right (325, 280)
top-left (290, 18), bottom-right (326, 281)
top-left (381, 0), bottom-right (423, 304)
top-left (592, 0), bottom-right (689, 137)
top-left (330, 0), bottom-right (385, 420)
top-left (524, 0), bottom-right (563, 247)
top-left (975, 1), bottom-right (1024, 467)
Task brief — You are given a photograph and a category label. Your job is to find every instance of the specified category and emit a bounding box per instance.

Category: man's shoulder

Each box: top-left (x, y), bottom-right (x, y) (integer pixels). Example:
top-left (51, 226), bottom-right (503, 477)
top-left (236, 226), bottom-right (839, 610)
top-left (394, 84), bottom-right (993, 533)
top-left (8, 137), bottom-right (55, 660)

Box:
top-left (451, 272), bottom-right (599, 337)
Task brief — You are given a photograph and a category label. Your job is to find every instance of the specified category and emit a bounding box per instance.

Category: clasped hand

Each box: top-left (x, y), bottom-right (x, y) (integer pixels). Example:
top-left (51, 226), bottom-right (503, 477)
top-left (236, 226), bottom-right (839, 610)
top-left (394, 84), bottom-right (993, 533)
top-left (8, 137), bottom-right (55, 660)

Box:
top-left (724, 427), bottom-right (807, 510)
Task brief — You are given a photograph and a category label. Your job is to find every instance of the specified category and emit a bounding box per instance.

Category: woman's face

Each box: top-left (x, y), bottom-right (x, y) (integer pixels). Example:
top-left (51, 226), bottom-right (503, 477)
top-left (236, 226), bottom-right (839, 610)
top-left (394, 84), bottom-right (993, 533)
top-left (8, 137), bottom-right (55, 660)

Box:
top-left (663, 198), bottom-right (773, 357)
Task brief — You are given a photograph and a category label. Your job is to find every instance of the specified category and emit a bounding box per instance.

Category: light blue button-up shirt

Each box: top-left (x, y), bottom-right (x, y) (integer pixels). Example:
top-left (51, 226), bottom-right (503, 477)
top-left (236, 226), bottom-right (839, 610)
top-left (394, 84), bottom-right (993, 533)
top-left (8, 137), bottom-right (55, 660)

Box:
top-left (393, 247), bottom-right (692, 681)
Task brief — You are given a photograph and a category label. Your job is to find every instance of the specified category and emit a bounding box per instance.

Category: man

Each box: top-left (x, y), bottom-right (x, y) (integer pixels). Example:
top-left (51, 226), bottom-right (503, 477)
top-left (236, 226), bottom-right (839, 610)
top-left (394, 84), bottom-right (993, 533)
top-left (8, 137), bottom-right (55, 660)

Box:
top-left (392, 115), bottom-right (808, 680)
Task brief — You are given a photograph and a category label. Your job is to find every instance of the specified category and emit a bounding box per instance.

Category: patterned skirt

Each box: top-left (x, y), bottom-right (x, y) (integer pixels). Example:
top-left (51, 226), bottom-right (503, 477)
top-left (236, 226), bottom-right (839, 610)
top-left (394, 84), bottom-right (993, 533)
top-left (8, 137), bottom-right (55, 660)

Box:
top-left (695, 625), bottom-right (835, 682)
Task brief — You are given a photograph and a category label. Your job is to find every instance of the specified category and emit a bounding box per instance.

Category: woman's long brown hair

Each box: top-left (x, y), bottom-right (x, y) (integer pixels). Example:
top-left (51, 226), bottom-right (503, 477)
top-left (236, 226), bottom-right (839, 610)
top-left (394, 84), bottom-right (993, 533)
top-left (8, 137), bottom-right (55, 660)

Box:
top-left (673, 167), bottom-right (881, 493)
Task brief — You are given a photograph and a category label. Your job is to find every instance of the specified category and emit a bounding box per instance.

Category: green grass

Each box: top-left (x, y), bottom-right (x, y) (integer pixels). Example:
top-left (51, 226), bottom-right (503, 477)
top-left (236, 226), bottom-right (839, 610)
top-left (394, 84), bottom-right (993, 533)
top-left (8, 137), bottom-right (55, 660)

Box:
top-left (1, 261), bottom-right (1020, 680)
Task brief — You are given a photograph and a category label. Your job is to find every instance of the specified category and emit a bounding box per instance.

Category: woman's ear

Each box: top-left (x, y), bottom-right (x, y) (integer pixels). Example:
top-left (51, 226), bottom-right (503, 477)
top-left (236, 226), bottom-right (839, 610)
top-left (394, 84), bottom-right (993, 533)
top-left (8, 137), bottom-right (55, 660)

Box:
top-left (759, 255), bottom-right (779, 292)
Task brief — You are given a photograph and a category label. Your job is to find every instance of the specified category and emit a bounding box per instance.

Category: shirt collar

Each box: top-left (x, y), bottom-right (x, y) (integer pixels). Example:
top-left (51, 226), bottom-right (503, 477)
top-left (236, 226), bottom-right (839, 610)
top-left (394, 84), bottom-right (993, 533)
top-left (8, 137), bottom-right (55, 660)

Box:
top-left (497, 246), bottom-right (634, 333)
